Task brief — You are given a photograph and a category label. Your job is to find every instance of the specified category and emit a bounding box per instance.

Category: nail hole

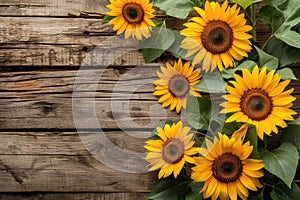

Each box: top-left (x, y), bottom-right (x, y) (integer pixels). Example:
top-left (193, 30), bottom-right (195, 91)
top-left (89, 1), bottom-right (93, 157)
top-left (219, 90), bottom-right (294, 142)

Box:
top-left (82, 46), bottom-right (89, 51)
top-left (83, 31), bottom-right (90, 36)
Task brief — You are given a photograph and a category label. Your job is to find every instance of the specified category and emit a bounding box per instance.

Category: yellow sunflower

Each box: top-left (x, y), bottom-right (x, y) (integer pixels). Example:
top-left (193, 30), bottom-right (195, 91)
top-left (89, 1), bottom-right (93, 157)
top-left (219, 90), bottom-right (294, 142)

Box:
top-left (106, 0), bottom-right (155, 40)
top-left (221, 65), bottom-right (297, 140)
top-left (153, 59), bottom-right (202, 113)
top-left (180, 0), bottom-right (252, 72)
top-left (192, 128), bottom-right (264, 200)
top-left (145, 121), bottom-right (200, 179)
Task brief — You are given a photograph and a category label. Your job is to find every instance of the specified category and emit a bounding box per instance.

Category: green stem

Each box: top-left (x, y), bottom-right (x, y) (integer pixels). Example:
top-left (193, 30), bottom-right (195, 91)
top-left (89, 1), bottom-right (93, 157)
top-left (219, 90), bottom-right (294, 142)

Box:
top-left (261, 34), bottom-right (274, 50)
top-left (293, 180), bottom-right (300, 183)
top-left (251, 4), bottom-right (257, 42)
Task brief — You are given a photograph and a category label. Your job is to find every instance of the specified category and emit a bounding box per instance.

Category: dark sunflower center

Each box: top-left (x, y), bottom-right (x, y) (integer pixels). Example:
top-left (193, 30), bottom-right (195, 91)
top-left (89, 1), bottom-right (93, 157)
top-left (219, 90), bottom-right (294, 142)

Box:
top-left (168, 75), bottom-right (190, 98)
top-left (241, 89), bottom-right (273, 121)
top-left (162, 138), bottom-right (184, 164)
top-left (201, 21), bottom-right (233, 54)
top-left (122, 3), bottom-right (144, 24)
top-left (212, 153), bottom-right (242, 183)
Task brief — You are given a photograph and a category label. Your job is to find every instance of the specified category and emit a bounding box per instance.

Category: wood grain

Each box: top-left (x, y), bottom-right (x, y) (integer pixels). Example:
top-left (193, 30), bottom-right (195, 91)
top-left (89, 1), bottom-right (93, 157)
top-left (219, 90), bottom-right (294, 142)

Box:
top-left (0, 131), bottom-right (147, 155)
top-left (0, 0), bottom-right (109, 17)
top-left (0, 193), bottom-right (148, 200)
top-left (0, 17), bottom-right (188, 67)
top-left (0, 155), bottom-right (154, 192)
top-left (0, 67), bottom-right (181, 130)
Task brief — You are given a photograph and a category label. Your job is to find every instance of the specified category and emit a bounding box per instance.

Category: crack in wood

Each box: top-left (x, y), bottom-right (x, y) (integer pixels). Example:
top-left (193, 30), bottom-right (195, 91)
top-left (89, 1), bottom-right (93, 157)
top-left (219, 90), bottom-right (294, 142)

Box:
top-left (0, 160), bottom-right (26, 187)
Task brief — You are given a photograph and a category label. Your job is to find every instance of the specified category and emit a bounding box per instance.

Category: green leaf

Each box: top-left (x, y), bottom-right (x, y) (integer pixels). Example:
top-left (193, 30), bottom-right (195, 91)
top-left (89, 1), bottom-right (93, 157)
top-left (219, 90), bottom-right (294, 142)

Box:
top-left (140, 23), bottom-right (175, 63)
top-left (276, 68), bottom-right (297, 80)
top-left (281, 125), bottom-right (300, 152)
top-left (260, 0), bottom-right (300, 48)
top-left (254, 46), bottom-right (278, 70)
top-left (149, 174), bottom-right (191, 200)
top-left (271, 182), bottom-right (300, 200)
top-left (245, 125), bottom-right (260, 159)
top-left (231, 0), bottom-right (262, 9)
top-left (249, 191), bottom-right (264, 200)
top-left (259, 5), bottom-right (284, 33)
top-left (168, 31), bottom-right (190, 60)
top-left (141, 48), bottom-right (164, 63)
top-left (190, 0), bottom-right (203, 7)
top-left (186, 96), bottom-right (222, 130)
top-left (195, 72), bottom-right (226, 93)
top-left (221, 122), bottom-right (241, 136)
top-left (260, 143), bottom-right (299, 188)
top-left (102, 15), bottom-right (115, 23)
top-left (267, 37), bottom-right (300, 67)
top-left (184, 182), bottom-right (204, 200)
top-left (288, 116), bottom-right (300, 125)
top-left (153, 0), bottom-right (193, 19)
top-left (221, 60), bottom-right (256, 79)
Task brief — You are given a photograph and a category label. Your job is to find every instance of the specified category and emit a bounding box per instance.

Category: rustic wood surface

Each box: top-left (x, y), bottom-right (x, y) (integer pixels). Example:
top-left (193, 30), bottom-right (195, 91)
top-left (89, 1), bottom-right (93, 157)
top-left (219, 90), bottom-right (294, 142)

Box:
top-left (0, 0), bottom-right (299, 199)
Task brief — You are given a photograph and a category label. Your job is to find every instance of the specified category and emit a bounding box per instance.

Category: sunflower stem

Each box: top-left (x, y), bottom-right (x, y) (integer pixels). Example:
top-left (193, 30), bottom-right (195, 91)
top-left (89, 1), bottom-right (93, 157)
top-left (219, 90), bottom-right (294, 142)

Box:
top-left (251, 4), bottom-right (257, 42)
top-left (261, 34), bottom-right (274, 50)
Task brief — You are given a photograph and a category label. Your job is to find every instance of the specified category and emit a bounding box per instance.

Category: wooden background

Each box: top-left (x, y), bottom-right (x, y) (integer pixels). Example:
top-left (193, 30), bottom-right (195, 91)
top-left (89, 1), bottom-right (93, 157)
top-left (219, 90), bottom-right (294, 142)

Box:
top-left (0, 0), bottom-right (299, 199)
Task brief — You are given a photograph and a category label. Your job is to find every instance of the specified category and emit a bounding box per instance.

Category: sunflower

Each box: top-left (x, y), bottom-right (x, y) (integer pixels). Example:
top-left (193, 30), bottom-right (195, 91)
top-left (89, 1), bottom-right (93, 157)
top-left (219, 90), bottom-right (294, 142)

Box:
top-left (192, 129), bottom-right (264, 200)
top-left (145, 121), bottom-right (200, 179)
top-left (180, 1), bottom-right (252, 72)
top-left (106, 0), bottom-right (155, 40)
top-left (221, 65), bottom-right (297, 140)
top-left (153, 59), bottom-right (202, 113)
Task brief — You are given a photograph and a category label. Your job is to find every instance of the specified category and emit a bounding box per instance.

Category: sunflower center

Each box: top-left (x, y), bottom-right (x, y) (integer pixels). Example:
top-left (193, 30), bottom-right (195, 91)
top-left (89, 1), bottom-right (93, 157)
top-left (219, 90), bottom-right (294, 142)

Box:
top-left (122, 3), bottom-right (144, 24)
top-left (201, 21), bottom-right (233, 54)
top-left (162, 138), bottom-right (185, 164)
top-left (212, 153), bottom-right (242, 183)
top-left (168, 75), bottom-right (190, 98)
top-left (241, 89), bottom-right (273, 121)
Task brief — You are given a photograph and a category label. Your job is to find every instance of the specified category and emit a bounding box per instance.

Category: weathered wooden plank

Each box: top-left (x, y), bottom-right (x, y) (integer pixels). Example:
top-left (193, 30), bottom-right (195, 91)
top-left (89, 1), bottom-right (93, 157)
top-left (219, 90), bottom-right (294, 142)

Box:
top-left (0, 193), bottom-right (148, 200)
top-left (0, 0), bottom-right (171, 17)
top-left (0, 44), bottom-right (145, 67)
top-left (0, 17), bottom-right (145, 66)
top-left (0, 131), bottom-right (147, 155)
top-left (0, 68), bottom-right (300, 130)
top-left (0, 17), bottom-right (114, 43)
top-left (0, 67), bottom-right (180, 130)
top-left (0, 0), bottom-right (109, 17)
top-left (0, 155), bottom-right (154, 192)
top-left (0, 17), bottom-right (187, 67)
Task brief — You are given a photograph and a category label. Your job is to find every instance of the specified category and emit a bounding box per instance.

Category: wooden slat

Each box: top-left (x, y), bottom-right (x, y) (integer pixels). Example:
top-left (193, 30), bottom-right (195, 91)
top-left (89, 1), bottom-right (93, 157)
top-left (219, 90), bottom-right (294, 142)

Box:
top-left (0, 0), bottom-right (109, 17)
top-left (0, 131), bottom-right (147, 155)
top-left (0, 17), bottom-right (187, 67)
top-left (0, 0), bottom-right (171, 17)
top-left (0, 155), bottom-right (154, 192)
top-left (0, 67), bottom-right (180, 130)
top-left (0, 193), bottom-right (148, 200)
top-left (0, 44), bottom-right (145, 67)
top-left (0, 17), bottom-right (145, 66)
top-left (0, 130), bottom-right (153, 192)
